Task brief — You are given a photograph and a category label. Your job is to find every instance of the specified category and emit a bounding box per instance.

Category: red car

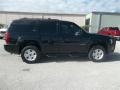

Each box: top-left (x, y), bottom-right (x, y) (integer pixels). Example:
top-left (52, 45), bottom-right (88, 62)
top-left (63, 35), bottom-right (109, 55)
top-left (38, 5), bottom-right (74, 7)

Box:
top-left (98, 27), bottom-right (120, 40)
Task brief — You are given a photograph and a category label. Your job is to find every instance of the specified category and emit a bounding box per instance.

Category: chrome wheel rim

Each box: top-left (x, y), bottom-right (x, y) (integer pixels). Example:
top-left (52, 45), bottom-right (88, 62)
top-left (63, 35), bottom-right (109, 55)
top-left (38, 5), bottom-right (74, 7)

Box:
top-left (24, 49), bottom-right (37, 61)
top-left (92, 49), bottom-right (104, 60)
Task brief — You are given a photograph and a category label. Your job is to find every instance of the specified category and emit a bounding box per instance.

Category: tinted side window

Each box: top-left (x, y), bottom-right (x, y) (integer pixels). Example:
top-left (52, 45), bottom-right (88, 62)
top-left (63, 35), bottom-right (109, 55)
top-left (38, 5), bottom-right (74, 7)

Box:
top-left (60, 22), bottom-right (80, 35)
top-left (60, 23), bottom-right (70, 34)
top-left (36, 21), bottom-right (57, 34)
top-left (9, 24), bottom-right (33, 32)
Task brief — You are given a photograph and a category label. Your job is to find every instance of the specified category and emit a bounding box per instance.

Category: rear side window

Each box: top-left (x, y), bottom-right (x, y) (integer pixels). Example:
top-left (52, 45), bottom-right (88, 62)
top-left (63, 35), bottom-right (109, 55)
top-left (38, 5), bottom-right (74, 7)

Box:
top-left (35, 21), bottom-right (57, 34)
top-left (9, 23), bottom-right (33, 32)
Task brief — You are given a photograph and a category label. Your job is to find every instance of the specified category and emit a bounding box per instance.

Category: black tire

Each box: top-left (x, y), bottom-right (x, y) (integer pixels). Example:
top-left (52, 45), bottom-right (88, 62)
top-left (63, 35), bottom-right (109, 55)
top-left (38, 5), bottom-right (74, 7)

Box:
top-left (88, 45), bottom-right (106, 62)
top-left (21, 46), bottom-right (41, 64)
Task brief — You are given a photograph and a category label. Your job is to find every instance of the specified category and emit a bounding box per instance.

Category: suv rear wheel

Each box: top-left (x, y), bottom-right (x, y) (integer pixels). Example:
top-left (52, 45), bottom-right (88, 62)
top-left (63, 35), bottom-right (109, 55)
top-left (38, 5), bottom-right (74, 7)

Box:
top-left (21, 46), bottom-right (41, 64)
top-left (88, 45), bottom-right (106, 62)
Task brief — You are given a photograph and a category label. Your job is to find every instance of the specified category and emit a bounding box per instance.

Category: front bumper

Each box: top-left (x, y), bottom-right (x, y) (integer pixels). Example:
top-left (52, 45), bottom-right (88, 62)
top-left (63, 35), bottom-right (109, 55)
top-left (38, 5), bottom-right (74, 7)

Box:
top-left (4, 44), bottom-right (20, 54)
top-left (107, 39), bottom-right (116, 53)
top-left (107, 44), bottom-right (115, 53)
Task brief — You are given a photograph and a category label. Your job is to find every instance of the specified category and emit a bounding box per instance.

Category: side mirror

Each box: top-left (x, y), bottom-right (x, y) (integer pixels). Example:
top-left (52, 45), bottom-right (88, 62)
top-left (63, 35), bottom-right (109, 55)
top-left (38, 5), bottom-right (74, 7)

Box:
top-left (75, 31), bottom-right (80, 36)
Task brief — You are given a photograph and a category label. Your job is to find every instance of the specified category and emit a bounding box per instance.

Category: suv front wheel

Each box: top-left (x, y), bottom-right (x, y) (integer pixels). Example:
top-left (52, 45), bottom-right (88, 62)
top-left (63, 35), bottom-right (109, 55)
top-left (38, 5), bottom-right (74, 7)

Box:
top-left (21, 46), bottom-right (41, 64)
top-left (88, 45), bottom-right (106, 62)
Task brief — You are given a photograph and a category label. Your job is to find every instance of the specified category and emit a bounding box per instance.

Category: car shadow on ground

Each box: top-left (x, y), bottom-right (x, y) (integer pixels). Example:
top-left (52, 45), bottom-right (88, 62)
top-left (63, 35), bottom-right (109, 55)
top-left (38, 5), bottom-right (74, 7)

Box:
top-left (39, 53), bottom-right (120, 63)
top-left (104, 52), bottom-right (120, 62)
top-left (41, 54), bottom-right (89, 63)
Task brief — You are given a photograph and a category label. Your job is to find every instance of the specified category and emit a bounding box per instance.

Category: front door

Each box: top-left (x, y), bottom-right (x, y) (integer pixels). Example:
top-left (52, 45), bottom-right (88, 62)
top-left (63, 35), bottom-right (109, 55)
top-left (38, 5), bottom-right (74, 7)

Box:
top-left (58, 22), bottom-right (88, 53)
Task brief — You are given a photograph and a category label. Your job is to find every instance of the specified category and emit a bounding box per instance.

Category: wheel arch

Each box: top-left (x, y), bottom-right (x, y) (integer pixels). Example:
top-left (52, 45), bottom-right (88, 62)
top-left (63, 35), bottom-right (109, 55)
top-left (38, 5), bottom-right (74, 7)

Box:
top-left (88, 43), bottom-right (107, 53)
top-left (19, 40), bottom-right (42, 54)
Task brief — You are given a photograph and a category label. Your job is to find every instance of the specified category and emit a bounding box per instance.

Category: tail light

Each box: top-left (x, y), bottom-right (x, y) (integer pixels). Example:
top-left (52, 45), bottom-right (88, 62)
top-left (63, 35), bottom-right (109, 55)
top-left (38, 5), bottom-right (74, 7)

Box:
top-left (5, 32), bottom-right (11, 44)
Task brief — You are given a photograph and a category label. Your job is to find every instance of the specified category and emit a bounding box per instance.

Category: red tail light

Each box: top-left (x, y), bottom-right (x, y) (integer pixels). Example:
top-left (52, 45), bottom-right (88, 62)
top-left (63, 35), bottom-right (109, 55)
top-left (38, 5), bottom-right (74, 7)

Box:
top-left (5, 32), bottom-right (11, 44)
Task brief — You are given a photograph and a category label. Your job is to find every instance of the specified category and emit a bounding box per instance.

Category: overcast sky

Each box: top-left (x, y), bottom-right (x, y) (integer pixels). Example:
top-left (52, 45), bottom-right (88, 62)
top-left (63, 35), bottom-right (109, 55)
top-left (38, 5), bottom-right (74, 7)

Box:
top-left (0, 0), bottom-right (120, 14)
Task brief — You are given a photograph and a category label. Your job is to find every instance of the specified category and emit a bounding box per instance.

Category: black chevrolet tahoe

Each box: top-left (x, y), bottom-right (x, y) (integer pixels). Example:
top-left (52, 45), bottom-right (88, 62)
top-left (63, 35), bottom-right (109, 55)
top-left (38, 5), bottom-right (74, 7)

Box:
top-left (4, 18), bottom-right (116, 63)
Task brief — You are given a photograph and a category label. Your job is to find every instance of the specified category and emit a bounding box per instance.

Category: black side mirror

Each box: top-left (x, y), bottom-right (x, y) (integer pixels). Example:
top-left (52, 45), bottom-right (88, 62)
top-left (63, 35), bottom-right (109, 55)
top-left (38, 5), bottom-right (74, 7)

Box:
top-left (75, 31), bottom-right (80, 36)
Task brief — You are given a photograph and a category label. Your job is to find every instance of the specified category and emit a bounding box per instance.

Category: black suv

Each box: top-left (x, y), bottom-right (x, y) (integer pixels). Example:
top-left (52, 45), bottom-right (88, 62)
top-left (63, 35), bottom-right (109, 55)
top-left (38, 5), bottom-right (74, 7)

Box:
top-left (4, 18), bottom-right (116, 63)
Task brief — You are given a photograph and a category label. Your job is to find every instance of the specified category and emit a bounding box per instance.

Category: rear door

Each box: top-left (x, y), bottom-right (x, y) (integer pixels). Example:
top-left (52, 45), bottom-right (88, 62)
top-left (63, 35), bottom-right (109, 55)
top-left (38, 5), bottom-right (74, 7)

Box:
top-left (36, 21), bottom-right (60, 53)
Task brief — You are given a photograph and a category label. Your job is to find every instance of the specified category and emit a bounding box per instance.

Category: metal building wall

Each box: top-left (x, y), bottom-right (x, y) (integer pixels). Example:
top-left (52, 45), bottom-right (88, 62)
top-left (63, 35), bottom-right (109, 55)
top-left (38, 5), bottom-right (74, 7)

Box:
top-left (0, 11), bottom-right (85, 27)
top-left (86, 12), bottom-right (120, 33)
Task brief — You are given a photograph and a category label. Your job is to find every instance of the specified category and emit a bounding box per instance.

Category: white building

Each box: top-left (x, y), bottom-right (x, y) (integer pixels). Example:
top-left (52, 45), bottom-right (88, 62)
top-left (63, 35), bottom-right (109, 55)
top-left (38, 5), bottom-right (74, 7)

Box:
top-left (86, 12), bottom-right (120, 33)
top-left (0, 11), bottom-right (85, 27)
top-left (1, 11), bottom-right (120, 33)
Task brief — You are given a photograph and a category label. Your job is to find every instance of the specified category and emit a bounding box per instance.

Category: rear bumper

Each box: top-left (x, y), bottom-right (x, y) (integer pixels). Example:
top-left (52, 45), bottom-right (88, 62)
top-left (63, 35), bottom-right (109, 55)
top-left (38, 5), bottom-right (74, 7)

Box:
top-left (107, 45), bottom-right (115, 53)
top-left (4, 44), bottom-right (20, 54)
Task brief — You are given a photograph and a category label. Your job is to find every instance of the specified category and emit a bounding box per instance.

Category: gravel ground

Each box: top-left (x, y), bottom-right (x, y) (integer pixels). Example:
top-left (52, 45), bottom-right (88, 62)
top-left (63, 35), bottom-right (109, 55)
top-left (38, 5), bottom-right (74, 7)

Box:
top-left (0, 40), bottom-right (120, 90)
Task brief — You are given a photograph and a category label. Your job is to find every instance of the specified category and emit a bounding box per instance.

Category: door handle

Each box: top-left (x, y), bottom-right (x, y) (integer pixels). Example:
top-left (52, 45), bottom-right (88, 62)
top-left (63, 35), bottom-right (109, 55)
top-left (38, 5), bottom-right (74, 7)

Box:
top-left (64, 41), bottom-right (71, 43)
